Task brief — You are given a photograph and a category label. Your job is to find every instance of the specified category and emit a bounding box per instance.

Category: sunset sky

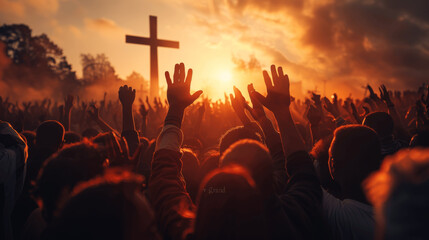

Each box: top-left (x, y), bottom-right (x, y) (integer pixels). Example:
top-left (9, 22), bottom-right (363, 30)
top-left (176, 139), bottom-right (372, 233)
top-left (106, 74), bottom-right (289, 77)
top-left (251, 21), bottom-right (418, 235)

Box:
top-left (1, 0), bottom-right (428, 99)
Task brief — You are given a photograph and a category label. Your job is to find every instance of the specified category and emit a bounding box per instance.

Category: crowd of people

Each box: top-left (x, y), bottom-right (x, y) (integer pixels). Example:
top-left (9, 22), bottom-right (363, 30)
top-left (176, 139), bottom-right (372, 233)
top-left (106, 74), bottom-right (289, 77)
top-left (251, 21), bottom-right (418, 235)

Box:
top-left (1, 62), bottom-right (429, 240)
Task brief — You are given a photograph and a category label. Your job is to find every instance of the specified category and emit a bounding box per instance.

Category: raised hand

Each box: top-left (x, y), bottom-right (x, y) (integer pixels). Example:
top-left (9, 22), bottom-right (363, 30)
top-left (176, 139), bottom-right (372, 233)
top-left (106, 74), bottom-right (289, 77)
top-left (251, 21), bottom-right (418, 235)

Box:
top-left (138, 98), bottom-right (149, 117)
top-left (379, 84), bottom-right (393, 106)
top-left (230, 86), bottom-right (250, 125)
top-left (367, 84), bottom-right (379, 101)
top-left (165, 63), bottom-right (202, 111)
top-left (246, 83), bottom-right (266, 121)
top-left (307, 104), bottom-right (322, 126)
top-left (323, 97), bottom-right (340, 118)
top-left (311, 92), bottom-right (322, 107)
top-left (252, 65), bottom-right (291, 114)
top-left (118, 85), bottom-right (136, 107)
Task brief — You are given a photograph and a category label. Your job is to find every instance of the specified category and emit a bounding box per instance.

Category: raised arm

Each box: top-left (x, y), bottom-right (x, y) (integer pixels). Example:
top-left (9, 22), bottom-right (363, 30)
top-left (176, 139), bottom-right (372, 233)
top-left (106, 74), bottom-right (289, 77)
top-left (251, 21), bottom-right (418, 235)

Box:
top-left (87, 104), bottom-right (118, 134)
top-left (379, 84), bottom-right (411, 141)
top-left (251, 65), bottom-right (324, 239)
top-left (118, 85), bottom-right (139, 155)
top-left (246, 83), bottom-right (287, 191)
top-left (251, 65), bottom-right (306, 158)
top-left (148, 63), bottom-right (202, 240)
top-left (230, 86), bottom-right (252, 126)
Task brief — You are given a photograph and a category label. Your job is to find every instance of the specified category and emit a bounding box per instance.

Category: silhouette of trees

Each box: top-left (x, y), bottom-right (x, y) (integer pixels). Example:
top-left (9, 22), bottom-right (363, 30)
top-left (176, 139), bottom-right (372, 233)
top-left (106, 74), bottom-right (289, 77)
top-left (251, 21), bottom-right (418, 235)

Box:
top-left (81, 53), bottom-right (121, 85)
top-left (0, 24), bottom-right (80, 96)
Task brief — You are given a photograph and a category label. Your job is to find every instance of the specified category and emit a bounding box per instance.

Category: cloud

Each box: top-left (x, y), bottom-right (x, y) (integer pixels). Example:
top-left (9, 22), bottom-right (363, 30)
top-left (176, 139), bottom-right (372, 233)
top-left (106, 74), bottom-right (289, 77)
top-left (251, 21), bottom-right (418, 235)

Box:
top-left (84, 17), bottom-right (128, 37)
top-left (68, 25), bottom-right (82, 39)
top-left (24, 0), bottom-right (59, 15)
top-left (0, 0), bottom-right (25, 17)
top-left (184, 0), bottom-right (429, 96)
top-left (0, 0), bottom-right (59, 17)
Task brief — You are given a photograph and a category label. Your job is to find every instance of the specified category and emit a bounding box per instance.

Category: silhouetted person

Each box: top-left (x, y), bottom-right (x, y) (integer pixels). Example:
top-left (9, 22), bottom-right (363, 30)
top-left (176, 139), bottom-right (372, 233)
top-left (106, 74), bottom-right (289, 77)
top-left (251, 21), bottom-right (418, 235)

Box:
top-left (21, 140), bottom-right (107, 240)
top-left (365, 148), bottom-right (429, 240)
top-left (0, 121), bottom-right (28, 240)
top-left (324, 125), bottom-right (382, 240)
top-left (28, 120), bottom-right (65, 185)
top-left (44, 169), bottom-right (161, 240)
top-left (219, 126), bottom-right (263, 156)
top-left (363, 112), bottom-right (406, 157)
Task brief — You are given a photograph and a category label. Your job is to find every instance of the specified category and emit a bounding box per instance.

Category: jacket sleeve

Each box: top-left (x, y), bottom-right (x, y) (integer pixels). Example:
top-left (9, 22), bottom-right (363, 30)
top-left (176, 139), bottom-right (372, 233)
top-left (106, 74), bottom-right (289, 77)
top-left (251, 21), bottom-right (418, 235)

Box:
top-left (0, 121), bottom-right (28, 184)
top-left (148, 125), bottom-right (196, 240)
top-left (278, 151), bottom-right (326, 239)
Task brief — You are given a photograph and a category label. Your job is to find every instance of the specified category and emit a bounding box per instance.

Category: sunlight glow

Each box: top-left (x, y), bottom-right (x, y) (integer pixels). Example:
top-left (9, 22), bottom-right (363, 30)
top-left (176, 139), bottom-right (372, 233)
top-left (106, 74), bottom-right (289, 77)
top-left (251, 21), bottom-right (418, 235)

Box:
top-left (219, 70), bottom-right (232, 83)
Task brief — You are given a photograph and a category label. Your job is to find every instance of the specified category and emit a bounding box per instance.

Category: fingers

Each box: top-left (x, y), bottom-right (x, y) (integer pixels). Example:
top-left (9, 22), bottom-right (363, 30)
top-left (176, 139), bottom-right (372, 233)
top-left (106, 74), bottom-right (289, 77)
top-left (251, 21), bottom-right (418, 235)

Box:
top-left (229, 93), bottom-right (235, 103)
top-left (173, 64), bottom-right (179, 83)
top-left (179, 63), bottom-right (185, 83)
top-left (185, 68), bottom-right (193, 86)
top-left (165, 71), bottom-right (172, 86)
top-left (262, 70), bottom-right (273, 91)
top-left (270, 65), bottom-right (279, 85)
top-left (247, 84), bottom-right (256, 105)
top-left (277, 66), bottom-right (284, 79)
top-left (252, 90), bottom-right (268, 107)
top-left (191, 90), bottom-right (203, 102)
top-left (233, 86), bottom-right (244, 101)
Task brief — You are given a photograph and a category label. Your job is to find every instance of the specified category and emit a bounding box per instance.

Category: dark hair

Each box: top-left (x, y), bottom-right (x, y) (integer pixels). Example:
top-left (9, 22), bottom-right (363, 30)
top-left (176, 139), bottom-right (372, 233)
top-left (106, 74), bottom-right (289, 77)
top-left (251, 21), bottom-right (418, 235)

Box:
top-left (329, 125), bottom-right (381, 201)
top-left (36, 120), bottom-right (65, 150)
top-left (219, 126), bottom-right (263, 156)
top-left (44, 169), bottom-right (160, 240)
top-left (181, 148), bottom-right (200, 202)
top-left (363, 112), bottom-right (394, 138)
top-left (35, 139), bottom-right (106, 222)
top-left (195, 165), bottom-right (266, 240)
top-left (198, 151), bottom-right (220, 185)
top-left (220, 139), bottom-right (273, 195)
top-left (311, 135), bottom-right (341, 196)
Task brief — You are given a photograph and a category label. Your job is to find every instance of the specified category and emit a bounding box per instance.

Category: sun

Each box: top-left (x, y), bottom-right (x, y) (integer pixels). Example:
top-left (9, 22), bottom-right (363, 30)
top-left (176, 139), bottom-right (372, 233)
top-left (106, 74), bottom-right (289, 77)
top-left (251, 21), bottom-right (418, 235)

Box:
top-left (219, 70), bottom-right (232, 83)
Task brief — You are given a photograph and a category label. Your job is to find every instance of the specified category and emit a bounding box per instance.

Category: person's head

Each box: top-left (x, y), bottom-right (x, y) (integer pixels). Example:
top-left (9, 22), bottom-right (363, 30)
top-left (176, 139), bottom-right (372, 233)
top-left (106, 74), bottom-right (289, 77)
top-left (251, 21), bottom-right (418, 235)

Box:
top-left (195, 165), bottom-right (266, 240)
top-left (64, 131), bottom-right (82, 144)
top-left (181, 148), bottom-right (200, 201)
top-left (364, 148), bottom-right (429, 240)
top-left (220, 139), bottom-right (273, 195)
top-left (329, 125), bottom-right (381, 201)
top-left (82, 128), bottom-right (100, 139)
top-left (44, 169), bottom-right (160, 240)
top-left (35, 139), bottom-right (107, 222)
top-left (92, 132), bottom-right (129, 166)
top-left (219, 126), bottom-right (263, 156)
top-left (183, 137), bottom-right (203, 156)
top-left (363, 112), bottom-right (394, 139)
top-left (311, 135), bottom-right (340, 196)
top-left (36, 120), bottom-right (65, 151)
top-left (409, 130), bottom-right (429, 148)
top-left (198, 151), bottom-right (220, 184)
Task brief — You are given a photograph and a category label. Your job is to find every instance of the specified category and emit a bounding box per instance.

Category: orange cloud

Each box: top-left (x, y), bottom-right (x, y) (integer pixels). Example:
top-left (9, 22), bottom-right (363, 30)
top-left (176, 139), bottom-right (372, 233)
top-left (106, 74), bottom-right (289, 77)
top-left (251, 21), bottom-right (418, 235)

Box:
top-left (185, 0), bottom-right (429, 97)
top-left (0, 0), bottom-right (25, 17)
top-left (25, 0), bottom-right (59, 14)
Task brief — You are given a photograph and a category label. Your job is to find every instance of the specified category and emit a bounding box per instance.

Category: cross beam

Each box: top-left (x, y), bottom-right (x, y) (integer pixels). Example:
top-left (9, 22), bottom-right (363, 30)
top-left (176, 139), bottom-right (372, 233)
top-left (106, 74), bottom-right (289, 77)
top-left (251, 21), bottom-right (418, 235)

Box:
top-left (126, 15), bottom-right (179, 98)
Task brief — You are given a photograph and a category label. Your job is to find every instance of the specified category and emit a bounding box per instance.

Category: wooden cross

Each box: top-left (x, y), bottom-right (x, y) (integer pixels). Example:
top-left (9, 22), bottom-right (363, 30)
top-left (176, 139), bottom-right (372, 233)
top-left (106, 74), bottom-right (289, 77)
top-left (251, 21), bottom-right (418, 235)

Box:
top-left (126, 15), bottom-right (179, 98)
